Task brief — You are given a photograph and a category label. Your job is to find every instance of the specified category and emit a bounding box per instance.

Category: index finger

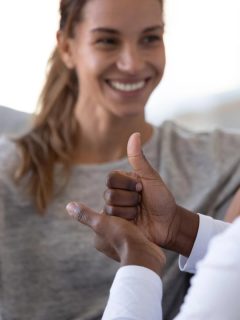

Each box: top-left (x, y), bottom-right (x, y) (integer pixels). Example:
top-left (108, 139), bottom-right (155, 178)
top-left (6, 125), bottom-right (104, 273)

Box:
top-left (106, 171), bottom-right (142, 192)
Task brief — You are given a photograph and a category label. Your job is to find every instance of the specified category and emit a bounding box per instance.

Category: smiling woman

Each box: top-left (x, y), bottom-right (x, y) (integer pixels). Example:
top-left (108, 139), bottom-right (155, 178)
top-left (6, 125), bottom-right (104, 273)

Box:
top-left (1, 1), bottom-right (240, 320)
top-left (0, 0), bottom-right (240, 120)
top-left (16, 0), bottom-right (165, 212)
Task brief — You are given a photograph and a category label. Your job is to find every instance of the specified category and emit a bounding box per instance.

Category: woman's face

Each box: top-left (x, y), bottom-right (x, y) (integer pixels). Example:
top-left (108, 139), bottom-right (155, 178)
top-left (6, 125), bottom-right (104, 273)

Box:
top-left (64, 0), bottom-right (165, 118)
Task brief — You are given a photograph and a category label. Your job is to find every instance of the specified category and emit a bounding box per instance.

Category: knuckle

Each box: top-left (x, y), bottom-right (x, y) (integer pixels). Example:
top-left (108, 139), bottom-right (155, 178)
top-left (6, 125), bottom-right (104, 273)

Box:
top-left (103, 189), bottom-right (112, 202)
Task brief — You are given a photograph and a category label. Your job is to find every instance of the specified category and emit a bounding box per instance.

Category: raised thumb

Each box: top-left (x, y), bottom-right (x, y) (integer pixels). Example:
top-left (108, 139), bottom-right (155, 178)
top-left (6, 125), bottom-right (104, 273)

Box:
top-left (66, 201), bottom-right (100, 231)
top-left (127, 132), bottom-right (157, 178)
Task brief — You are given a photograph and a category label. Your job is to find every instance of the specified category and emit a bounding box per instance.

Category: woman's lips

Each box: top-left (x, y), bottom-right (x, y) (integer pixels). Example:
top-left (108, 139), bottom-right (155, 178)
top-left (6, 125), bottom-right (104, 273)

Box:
top-left (106, 78), bottom-right (150, 93)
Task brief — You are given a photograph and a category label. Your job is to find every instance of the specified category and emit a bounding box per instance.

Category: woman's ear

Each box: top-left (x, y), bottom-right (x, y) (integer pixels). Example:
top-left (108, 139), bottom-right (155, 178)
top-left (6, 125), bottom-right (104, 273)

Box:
top-left (56, 31), bottom-right (75, 69)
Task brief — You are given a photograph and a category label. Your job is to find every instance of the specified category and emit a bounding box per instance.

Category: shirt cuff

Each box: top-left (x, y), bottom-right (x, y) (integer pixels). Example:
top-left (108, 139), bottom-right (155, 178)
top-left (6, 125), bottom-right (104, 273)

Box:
top-left (102, 265), bottom-right (163, 320)
top-left (179, 213), bottom-right (229, 274)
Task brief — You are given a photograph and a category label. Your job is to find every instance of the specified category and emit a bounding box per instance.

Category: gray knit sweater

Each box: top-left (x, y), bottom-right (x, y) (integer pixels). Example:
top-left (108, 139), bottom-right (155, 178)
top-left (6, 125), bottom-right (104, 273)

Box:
top-left (1, 121), bottom-right (240, 320)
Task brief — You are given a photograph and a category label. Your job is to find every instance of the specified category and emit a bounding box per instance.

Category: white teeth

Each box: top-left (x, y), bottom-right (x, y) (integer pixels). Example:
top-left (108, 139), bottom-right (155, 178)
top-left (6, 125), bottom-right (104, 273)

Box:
top-left (109, 81), bottom-right (145, 92)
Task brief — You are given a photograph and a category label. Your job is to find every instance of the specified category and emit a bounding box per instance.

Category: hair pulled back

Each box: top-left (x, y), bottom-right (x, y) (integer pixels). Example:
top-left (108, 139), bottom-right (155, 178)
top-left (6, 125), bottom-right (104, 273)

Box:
top-left (15, 0), bottom-right (163, 213)
top-left (15, 0), bottom-right (88, 213)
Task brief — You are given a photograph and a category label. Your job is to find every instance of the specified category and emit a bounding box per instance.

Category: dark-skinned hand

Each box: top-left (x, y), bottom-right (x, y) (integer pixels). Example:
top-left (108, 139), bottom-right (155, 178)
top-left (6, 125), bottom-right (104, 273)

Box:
top-left (103, 133), bottom-right (199, 256)
top-left (104, 132), bottom-right (179, 249)
top-left (66, 201), bottom-right (166, 275)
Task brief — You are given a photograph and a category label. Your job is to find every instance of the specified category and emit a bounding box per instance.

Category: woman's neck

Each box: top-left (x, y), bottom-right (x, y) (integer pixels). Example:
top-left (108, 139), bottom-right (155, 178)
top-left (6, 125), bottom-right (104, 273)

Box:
top-left (72, 110), bottom-right (153, 164)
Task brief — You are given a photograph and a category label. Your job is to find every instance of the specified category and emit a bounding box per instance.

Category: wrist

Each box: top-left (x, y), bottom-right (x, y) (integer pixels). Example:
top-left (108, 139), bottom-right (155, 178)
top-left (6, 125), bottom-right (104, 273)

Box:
top-left (120, 242), bottom-right (166, 276)
top-left (165, 205), bottom-right (199, 257)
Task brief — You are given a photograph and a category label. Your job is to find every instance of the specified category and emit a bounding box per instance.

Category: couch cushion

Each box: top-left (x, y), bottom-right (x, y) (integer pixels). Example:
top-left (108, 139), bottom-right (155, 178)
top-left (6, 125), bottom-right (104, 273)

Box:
top-left (0, 106), bottom-right (31, 136)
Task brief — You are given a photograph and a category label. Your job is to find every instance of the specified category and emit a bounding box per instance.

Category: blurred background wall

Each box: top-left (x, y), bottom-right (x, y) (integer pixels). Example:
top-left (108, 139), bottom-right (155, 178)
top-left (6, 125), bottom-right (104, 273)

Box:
top-left (0, 0), bottom-right (240, 131)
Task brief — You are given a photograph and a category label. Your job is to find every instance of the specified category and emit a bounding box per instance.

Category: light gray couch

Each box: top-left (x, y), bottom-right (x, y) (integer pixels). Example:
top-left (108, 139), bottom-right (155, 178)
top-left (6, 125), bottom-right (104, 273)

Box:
top-left (173, 90), bottom-right (240, 131)
top-left (0, 105), bottom-right (31, 136)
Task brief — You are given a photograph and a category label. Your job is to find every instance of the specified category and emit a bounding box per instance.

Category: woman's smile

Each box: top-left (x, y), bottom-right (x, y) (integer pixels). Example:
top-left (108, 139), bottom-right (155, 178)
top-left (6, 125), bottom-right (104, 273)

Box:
top-left (105, 77), bottom-right (151, 97)
top-left (108, 80), bottom-right (146, 92)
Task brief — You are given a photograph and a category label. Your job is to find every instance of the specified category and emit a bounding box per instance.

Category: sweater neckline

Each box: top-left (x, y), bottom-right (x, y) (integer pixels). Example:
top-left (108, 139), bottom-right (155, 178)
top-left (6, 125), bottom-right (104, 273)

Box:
top-left (56, 126), bottom-right (159, 172)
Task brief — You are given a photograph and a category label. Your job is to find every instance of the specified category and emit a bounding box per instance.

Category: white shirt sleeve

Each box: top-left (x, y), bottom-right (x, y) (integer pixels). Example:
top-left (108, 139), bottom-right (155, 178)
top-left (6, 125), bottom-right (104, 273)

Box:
top-left (102, 216), bottom-right (238, 320)
top-left (174, 216), bottom-right (240, 320)
top-left (179, 213), bottom-right (229, 273)
top-left (102, 265), bottom-right (163, 320)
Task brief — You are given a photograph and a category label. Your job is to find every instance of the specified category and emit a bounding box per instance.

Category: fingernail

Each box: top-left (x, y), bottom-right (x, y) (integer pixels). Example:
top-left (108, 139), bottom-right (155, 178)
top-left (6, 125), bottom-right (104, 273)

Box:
top-left (136, 182), bottom-right (142, 192)
top-left (66, 202), bottom-right (80, 219)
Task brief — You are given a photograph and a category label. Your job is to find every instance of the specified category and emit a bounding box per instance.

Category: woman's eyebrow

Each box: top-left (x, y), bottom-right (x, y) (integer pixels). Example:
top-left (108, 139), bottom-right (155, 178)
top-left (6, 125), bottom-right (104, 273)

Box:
top-left (143, 24), bottom-right (165, 33)
top-left (91, 28), bottom-right (120, 35)
top-left (91, 24), bottom-right (165, 35)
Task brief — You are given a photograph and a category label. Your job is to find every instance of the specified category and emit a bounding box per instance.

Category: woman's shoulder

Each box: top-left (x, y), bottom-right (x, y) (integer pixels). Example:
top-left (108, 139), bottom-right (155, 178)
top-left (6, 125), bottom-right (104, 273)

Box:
top-left (158, 120), bottom-right (240, 144)
top-left (157, 120), bottom-right (206, 138)
top-left (156, 120), bottom-right (240, 168)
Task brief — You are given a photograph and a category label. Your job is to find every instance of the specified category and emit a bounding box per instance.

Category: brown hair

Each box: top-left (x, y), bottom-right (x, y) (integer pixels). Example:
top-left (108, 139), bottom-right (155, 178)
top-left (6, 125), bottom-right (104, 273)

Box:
top-left (15, 0), bottom-right (164, 213)
top-left (15, 0), bottom-right (88, 213)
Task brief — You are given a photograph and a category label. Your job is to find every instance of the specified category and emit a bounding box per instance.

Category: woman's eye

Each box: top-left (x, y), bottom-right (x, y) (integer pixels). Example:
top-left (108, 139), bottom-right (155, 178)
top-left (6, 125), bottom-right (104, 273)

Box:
top-left (96, 38), bottom-right (118, 47)
top-left (142, 35), bottom-right (162, 45)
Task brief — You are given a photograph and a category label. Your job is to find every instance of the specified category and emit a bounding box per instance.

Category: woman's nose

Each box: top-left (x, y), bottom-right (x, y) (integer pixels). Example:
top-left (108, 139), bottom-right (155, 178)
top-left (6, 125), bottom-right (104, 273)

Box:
top-left (116, 44), bottom-right (145, 74)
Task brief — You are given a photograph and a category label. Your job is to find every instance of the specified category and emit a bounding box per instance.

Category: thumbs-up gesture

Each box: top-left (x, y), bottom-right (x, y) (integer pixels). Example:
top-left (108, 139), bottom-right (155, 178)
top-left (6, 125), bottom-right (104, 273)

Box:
top-left (66, 133), bottom-right (198, 263)
top-left (104, 132), bottom-right (182, 250)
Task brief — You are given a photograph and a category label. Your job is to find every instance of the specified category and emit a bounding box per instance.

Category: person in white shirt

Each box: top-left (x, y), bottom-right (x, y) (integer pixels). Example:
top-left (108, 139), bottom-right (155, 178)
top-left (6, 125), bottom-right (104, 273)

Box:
top-left (66, 132), bottom-right (240, 320)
